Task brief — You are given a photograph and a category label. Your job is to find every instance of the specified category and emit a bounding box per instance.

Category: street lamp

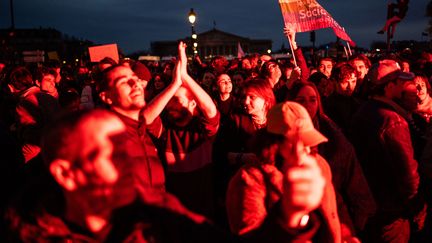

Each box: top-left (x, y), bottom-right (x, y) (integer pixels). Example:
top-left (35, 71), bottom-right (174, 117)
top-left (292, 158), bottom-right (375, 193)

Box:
top-left (10, 0), bottom-right (15, 29)
top-left (188, 8), bottom-right (196, 25)
top-left (188, 8), bottom-right (198, 56)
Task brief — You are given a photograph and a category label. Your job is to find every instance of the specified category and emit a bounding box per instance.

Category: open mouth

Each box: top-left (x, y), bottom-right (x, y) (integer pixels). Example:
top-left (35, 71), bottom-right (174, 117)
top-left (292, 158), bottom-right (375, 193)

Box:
top-left (130, 90), bottom-right (143, 98)
top-left (244, 106), bottom-right (253, 113)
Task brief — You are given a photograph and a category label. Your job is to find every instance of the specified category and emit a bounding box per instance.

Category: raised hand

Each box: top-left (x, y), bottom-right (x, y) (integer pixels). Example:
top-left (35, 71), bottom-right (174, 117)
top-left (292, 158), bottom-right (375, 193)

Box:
top-left (283, 25), bottom-right (296, 42)
top-left (178, 41), bottom-right (188, 75)
top-left (172, 60), bottom-right (182, 88)
top-left (278, 123), bottom-right (325, 228)
top-left (286, 66), bottom-right (301, 88)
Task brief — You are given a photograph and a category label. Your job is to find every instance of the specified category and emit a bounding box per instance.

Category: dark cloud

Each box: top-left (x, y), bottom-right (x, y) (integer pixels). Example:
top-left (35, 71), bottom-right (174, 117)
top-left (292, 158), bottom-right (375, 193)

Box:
top-left (0, 0), bottom-right (428, 53)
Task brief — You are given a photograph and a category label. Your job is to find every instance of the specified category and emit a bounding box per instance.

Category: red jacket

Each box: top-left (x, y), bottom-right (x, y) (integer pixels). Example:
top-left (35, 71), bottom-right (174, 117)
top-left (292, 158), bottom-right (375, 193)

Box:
top-left (226, 154), bottom-right (341, 243)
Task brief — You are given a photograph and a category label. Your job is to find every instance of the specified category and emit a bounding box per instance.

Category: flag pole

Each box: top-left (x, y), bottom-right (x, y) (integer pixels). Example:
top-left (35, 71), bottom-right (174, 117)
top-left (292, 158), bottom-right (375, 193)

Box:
top-left (347, 42), bottom-right (352, 56)
top-left (343, 46), bottom-right (349, 60)
top-left (287, 37), bottom-right (298, 67)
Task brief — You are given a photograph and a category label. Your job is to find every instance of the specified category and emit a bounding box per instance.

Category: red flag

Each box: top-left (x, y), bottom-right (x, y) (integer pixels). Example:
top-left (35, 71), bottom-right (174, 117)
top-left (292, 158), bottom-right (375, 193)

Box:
top-left (237, 42), bottom-right (245, 58)
top-left (278, 0), bottom-right (355, 46)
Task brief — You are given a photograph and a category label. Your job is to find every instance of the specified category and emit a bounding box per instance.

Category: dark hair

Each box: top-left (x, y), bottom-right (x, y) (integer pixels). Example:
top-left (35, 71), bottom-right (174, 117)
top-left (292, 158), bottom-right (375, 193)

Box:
top-left (8, 66), bottom-right (34, 91)
top-left (287, 81), bottom-right (325, 119)
top-left (211, 56), bottom-right (229, 68)
top-left (46, 60), bottom-right (61, 69)
top-left (59, 88), bottom-right (80, 111)
top-left (251, 129), bottom-right (285, 166)
top-left (318, 57), bottom-right (334, 66)
top-left (99, 57), bottom-right (117, 66)
top-left (331, 63), bottom-right (356, 83)
top-left (414, 74), bottom-right (431, 95)
top-left (350, 54), bottom-right (371, 68)
top-left (280, 61), bottom-right (296, 70)
top-left (148, 72), bottom-right (169, 91)
top-left (260, 59), bottom-right (279, 79)
top-left (97, 63), bottom-right (126, 92)
top-left (232, 71), bottom-right (246, 81)
top-left (41, 109), bottom-right (116, 166)
top-left (308, 72), bottom-right (335, 98)
top-left (308, 71), bottom-right (327, 86)
top-left (34, 66), bottom-right (57, 82)
top-left (369, 74), bottom-right (403, 96)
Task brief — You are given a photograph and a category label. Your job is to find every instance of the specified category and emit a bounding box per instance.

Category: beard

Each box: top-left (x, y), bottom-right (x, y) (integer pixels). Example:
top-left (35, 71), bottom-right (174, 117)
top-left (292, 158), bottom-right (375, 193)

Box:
top-left (79, 172), bottom-right (137, 213)
top-left (338, 88), bottom-right (354, 97)
top-left (166, 107), bottom-right (193, 126)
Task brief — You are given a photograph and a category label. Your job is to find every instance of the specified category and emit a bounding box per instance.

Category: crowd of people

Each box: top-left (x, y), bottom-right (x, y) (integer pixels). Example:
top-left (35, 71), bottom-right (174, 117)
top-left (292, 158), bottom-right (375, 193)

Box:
top-left (0, 26), bottom-right (432, 242)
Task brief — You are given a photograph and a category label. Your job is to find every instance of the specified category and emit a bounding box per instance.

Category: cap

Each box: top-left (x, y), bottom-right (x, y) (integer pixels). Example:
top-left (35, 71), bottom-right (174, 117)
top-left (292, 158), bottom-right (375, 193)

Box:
top-left (132, 61), bottom-right (152, 82)
top-left (368, 59), bottom-right (414, 86)
top-left (267, 101), bottom-right (328, 147)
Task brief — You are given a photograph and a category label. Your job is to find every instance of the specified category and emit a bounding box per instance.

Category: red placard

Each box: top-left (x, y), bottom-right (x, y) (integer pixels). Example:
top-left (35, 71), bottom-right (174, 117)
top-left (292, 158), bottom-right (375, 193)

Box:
top-left (88, 44), bottom-right (119, 63)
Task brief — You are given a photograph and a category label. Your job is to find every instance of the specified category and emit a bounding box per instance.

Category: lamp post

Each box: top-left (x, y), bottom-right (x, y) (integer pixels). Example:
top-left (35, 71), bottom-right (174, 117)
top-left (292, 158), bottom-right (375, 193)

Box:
top-left (10, 0), bottom-right (15, 29)
top-left (188, 8), bottom-right (198, 56)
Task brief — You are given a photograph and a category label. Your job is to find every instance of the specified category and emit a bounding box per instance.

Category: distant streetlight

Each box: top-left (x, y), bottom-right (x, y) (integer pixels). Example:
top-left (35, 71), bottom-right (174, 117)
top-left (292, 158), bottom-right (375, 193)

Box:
top-left (188, 8), bottom-right (198, 56)
top-left (188, 8), bottom-right (196, 25)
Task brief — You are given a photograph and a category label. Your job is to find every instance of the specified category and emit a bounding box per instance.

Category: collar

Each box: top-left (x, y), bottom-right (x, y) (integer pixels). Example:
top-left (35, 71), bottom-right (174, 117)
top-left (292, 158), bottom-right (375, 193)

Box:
top-left (113, 110), bottom-right (140, 128)
top-left (372, 96), bottom-right (412, 120)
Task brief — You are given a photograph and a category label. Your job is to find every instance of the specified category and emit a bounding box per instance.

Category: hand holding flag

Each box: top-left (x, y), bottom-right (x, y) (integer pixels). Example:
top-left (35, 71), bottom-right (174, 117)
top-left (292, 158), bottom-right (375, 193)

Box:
top-left (278, 0), bottom-right (355, 46)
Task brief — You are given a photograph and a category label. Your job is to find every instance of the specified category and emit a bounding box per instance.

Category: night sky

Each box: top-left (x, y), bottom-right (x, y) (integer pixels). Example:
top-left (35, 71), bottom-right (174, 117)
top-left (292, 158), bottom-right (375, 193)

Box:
top-left (0, 0), bottom-right (429, 54)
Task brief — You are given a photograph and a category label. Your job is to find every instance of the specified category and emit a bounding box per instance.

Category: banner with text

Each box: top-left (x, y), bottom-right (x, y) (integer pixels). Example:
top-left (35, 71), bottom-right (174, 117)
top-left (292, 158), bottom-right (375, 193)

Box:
top-left (278, 0), bottom-right (355, 46)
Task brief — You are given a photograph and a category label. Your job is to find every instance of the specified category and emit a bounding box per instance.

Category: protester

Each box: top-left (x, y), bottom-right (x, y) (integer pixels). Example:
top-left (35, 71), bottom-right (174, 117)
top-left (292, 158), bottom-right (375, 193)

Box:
top-left (350, 59), bottom-right (424, 242)
top-left (231, 71), bottom-right (247, 96)
top-left (261, 59), bottom-right (283, 89)
top-left (283, 26), bottom-right (310, 83)
top-left (415, 74), bottom-right (432, 123)
top-left (157, 42), bottom-right (220, 219)
top-left (97, 55), bottom-right (182, 193)
top-left (34, 66), bottom-right (59, 99)
top-left (4, 106), bottom-right (338, 242)
top-left (288, 81), bottom-right (376, 240)
top-left (226, 101), bottom-right (341, 242)
top-left (212, 78), bottom-right (276, 226)
top-left (401, 59), bottom-right (411, 73)
top-left (2, 109), bottom-right (218, 242)
top-left (1, 15), bottom-right (431, 243)
top-left (377, 0), bottom-right (410, 38)
top-left (200, 70), bottom-right (216, 94)
top-left (318, 57), bottom-right (334, 79)
top-left (221, 79), bottom-right (276, 170)
top-left (12, 66), bottom-right (60, 163)
top-left (0, 67), bottom-right (27, 130)
top-left (324, 63), bottom-right (362, 136)
top-left (213, 73), bottom-right (237, 119)
top-left (210, 56), bottom-right (229, 76)
top-left (211, 73), bottom-right (238, 226)
top-left (309, 71), bottom-right (335, 101)
top-left (349, 54), bottom-right (371, 99)
top-left (146, 73), bottom-right (170, 101)
top-left (398, 80), bottom-right (428, 160)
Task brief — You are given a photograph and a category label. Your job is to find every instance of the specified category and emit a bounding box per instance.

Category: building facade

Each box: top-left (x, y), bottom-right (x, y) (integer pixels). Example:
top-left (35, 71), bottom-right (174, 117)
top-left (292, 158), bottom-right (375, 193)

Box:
top-left (0, 28), bottom-right (93, 64)
top-left (151, 28), bottom-right (272, 59)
